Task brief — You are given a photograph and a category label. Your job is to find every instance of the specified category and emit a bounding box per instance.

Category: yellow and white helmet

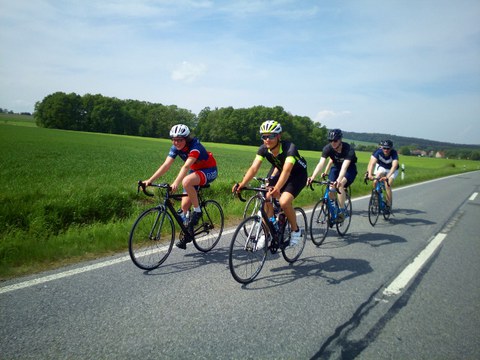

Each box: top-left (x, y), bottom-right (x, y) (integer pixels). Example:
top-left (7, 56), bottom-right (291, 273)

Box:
top-left (259, 120), bottom-right (282, 134)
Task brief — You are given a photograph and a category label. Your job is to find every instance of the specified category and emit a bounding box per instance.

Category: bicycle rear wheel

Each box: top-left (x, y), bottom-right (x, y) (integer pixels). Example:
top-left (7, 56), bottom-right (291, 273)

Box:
top-left (282, 207), bottom-right (307, 263)
top-left (382, 198), bottom-right (392, 220)
top-left (193, 199), bottom-right (224, 252)
top-left (229, 216), bottom-right (268, 284)
top-left (368, 190), bottom-right (380, 226)
top-left (129, 208), bottom-right (175, 270)
top-left (336, 189), bottom-right (352, 236)
top-left (310, 199), bottom-right (329, 246)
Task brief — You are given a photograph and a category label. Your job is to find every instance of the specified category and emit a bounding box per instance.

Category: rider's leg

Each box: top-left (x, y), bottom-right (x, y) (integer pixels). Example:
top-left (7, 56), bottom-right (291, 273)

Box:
top-left (386, 176), bottom-right (395, 206)
top-left (337, 178), bottom-right (348, 209)
top-left (279, 192), bottom-right (298, 231)
top-left (182, 172), bottom-right (201, 210)
top-left (263, 195), bottom-right (275, 218)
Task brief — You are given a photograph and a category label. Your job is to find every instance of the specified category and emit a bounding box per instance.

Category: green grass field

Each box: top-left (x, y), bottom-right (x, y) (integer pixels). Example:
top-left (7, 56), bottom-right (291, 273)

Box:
top-left (1, 117), bottom-right (478, 279)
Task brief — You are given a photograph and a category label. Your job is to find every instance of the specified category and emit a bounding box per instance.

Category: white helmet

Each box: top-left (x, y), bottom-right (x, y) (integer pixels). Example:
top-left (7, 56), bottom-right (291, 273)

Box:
top-left (169, 124), bottom-right (190, 138)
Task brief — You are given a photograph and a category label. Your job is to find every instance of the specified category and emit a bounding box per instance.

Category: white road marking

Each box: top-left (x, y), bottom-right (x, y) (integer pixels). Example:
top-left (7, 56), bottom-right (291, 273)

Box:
top-left (469, 192), bottom-right (478, 201)
top-left (383, 233), bottom-right (447, 296)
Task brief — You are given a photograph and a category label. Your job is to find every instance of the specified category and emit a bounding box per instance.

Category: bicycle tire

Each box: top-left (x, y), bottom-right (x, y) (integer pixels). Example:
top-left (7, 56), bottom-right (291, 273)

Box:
top-left (229, 215), bottom-right (268, 284)
top-left (383, 198), bottom-right (392, 220)
top-left (310, 199), bottom-right (329, 246)
top-left (129, 208), bottom-right (175, 270)
top-left (336, 189), bottom-right (352, 236)
top-left (193, 199), bottom-right (224, 252)
top-left (368, 190), bottom-right (380, 227)
top-left (282, 207), bottom-right (307, 263)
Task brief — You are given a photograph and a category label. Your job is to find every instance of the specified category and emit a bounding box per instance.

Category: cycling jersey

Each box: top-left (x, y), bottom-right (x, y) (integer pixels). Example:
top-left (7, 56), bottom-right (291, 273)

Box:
top-left (168, 137), bottom-right (217, 171)
top-left (255, 141), bottom-right (307, 176)
top-left (322, 142), bottom-right (357, 170)
top-left (371, 148), bottom-right (399, 170)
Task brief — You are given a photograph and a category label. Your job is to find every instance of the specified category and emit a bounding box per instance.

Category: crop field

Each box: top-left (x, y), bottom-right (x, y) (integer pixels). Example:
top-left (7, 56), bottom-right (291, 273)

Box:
top-left (1, 117), bottom-right (478, 279)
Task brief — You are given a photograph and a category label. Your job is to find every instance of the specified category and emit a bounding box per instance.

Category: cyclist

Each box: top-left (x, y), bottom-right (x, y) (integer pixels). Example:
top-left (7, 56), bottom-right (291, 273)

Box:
top-left (366, 139), bottom-right (399, 211)
top-left (232, 120), bottom-right (308, 247)
top-left (142, 124), bottom-right (218, 249)
top-left (307, 128), bottom-right (357, 222)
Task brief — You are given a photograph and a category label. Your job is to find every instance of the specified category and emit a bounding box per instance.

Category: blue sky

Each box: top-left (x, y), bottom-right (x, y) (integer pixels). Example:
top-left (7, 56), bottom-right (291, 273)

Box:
top-left (1, 0), bottom-right (479, 145)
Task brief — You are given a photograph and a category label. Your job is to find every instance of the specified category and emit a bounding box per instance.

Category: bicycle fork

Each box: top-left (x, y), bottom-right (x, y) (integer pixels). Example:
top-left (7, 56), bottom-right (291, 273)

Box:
top-left (245, 215), bottom-right (264, 251)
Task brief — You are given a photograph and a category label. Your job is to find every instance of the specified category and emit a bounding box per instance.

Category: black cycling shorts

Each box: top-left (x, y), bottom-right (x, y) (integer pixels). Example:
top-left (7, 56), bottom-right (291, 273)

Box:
top-left (269, 171), bottom-right (307, 198)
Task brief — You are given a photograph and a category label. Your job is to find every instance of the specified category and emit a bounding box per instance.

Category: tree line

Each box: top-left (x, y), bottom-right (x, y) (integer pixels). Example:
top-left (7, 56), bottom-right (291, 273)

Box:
top-left (34, 92), bottom-right (327, 150)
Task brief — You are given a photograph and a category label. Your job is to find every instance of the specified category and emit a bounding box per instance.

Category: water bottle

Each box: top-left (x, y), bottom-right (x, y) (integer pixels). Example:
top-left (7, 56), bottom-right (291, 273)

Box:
top-left (269, 216), bottom-right (279, 233)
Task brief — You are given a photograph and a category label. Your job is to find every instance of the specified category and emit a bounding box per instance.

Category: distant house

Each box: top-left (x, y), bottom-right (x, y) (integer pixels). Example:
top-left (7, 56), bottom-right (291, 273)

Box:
top-left (411, 149), bottom-right (428, 157)
top-left (435, 151), bottom-right (445, 158)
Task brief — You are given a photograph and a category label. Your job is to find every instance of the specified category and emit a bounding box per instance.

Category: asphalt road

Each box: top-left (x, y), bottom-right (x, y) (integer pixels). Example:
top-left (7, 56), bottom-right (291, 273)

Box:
top-left (1, 171), bottom-right (479, 359)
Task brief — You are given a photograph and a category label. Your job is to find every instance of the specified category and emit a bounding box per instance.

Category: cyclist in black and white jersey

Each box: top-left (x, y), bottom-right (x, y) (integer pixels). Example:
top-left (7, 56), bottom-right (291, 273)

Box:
top-left (233, 120), bottom-right (308, 246)
top-left (367, 139), bottom-right (399, 210)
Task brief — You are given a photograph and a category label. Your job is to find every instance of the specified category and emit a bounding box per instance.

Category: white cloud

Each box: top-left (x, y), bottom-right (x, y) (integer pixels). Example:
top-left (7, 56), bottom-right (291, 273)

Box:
top-left (171, 61), bottom-right (207, 83)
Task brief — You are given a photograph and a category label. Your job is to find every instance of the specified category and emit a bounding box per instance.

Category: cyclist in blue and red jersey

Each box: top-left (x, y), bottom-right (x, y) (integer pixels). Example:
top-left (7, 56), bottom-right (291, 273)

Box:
top-left (232, 120), bottom-right (308, 247)
top-left (367, 139), bottom-right (399, 210)
top-left (143, 124), bottom-right (218, 249)
top-left (307, 128), bottom-right (357, 222)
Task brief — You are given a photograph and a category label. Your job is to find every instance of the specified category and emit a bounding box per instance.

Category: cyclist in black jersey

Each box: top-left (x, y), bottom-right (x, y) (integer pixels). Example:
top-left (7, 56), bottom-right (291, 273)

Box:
top-left (307, 128), bottom-right (357, 221)
top-left (233, 120), bottom-right (308, 243)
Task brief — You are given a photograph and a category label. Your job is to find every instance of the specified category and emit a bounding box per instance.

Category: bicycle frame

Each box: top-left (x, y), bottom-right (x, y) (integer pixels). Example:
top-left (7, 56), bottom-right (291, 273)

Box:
top-left (375, 179), bottom-right (387, 211)
top-left (139, 182), bottom-right (206, 239)
top-left (239, 186), bottom-right (285, 250)
top-left (310, 179), bottom-right (343, 226)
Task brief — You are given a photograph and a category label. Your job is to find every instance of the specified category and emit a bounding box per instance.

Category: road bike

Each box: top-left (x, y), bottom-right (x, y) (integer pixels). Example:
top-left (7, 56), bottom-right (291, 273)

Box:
top-left (365, 175), bottom-right (392, 226)
top-left (129, 181), bottom-right (224, 270)
top-left (229, 185), bottom-right (307, 284)
top-left (308, 178), bottom-right (352, 246)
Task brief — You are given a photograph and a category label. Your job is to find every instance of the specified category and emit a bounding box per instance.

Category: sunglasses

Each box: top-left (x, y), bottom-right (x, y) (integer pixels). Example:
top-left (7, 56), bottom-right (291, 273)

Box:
top-left (171, 137), bottom-right (186, 143)
top-left (382, 147), bottom-right (391, 150)
top-left (261, 134), bottom-right (277, 140)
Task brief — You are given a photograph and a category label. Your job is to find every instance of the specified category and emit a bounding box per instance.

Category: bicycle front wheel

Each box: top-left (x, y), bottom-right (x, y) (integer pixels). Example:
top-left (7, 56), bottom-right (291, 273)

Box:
top-left (282, 207), bottom-right (307, 263)
top-left (193, 199), bottom-right (224, 252)
top-left (129, 208), bottom-right (175, 270)
top-left (336, 190), bottom-right (352, 236)
top-left (229, 216), bottom-right (268, 284)
top-left (310, 199), bottom-right (329, 246)
top-left (368, 190), bottom-right (380, 226)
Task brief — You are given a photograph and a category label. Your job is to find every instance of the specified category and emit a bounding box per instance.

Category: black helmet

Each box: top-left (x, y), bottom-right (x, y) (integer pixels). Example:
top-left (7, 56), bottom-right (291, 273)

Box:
top-left (380, 139), bottom-right (393, 149)
top-left (327, 129), bottom-right (343, 141)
